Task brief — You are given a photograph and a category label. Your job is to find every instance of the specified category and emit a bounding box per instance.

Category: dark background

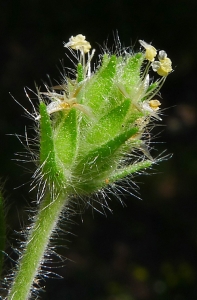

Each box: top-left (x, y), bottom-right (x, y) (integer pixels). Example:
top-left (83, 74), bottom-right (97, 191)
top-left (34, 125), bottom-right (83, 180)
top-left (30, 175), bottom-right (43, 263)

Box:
top-left (1, 0), bottom-right (197, 299)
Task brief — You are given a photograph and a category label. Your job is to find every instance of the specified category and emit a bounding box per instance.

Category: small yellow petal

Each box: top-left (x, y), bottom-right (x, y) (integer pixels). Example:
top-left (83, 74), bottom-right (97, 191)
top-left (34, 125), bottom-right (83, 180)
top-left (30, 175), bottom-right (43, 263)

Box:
top-left (157, 57), bottom-right (172, 76)
top-left (139, 40), bottom-right (157, 62)
top-left (145, 46), bottom-right (157, 62)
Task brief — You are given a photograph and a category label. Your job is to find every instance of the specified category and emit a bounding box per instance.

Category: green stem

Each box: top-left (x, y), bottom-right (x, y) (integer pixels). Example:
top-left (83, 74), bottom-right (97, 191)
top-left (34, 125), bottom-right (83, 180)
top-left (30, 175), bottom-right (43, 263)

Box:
top-left (8, 192), bottom-right (69, 300)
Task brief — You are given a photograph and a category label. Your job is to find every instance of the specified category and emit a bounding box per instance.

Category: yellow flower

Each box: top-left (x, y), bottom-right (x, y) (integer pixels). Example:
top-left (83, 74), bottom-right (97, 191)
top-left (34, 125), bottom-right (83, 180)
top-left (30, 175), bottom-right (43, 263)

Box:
top-left (139, 40), bottom-right (157, 62)
top-left (152, 50), bottom-right (172, 76)
top-left (64, 34), bottom-right (91, 53)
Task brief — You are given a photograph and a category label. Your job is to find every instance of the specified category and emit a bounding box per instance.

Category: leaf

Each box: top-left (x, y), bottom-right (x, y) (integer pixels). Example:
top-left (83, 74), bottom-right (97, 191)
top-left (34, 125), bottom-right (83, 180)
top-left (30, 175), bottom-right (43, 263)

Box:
top-left (39, 102), bottom-right (65, 189)
top-left (84, 55), bottom-right (117, 111)
top-left (72, 127), bottom-right (138, 194)
top-left (53, 109), bottom-right (77, 168)
top-left (85, 99), bottom-right (131, 148)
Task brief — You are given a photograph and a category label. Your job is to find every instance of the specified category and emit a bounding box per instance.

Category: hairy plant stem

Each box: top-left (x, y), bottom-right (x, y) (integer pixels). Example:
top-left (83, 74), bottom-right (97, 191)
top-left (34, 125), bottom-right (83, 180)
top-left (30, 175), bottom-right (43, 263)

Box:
top-left (8, 192), bottom-right (68, 300)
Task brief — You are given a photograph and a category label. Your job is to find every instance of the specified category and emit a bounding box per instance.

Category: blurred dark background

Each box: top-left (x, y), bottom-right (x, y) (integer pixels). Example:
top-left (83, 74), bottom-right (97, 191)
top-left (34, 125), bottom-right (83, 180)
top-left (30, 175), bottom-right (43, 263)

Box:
top-left (1, 0), bottom-right (197, 299)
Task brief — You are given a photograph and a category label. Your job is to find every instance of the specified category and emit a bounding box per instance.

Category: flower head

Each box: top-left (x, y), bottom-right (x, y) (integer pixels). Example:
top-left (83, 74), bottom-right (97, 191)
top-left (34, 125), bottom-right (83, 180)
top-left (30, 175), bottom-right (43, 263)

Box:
top-left (64, 34), bottom-right (91, 54)
top-left (139, 40), bottom-right (157, 62)
top-left (36, 34), bottom-right (172, 199)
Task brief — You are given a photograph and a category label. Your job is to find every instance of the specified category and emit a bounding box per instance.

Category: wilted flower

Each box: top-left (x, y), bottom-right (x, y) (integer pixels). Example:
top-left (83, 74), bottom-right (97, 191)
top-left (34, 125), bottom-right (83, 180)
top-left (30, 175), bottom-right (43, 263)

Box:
top-left (148, 99), bottom-right (161, 111)
top-left (64, 34), bottom-right (91, 53)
